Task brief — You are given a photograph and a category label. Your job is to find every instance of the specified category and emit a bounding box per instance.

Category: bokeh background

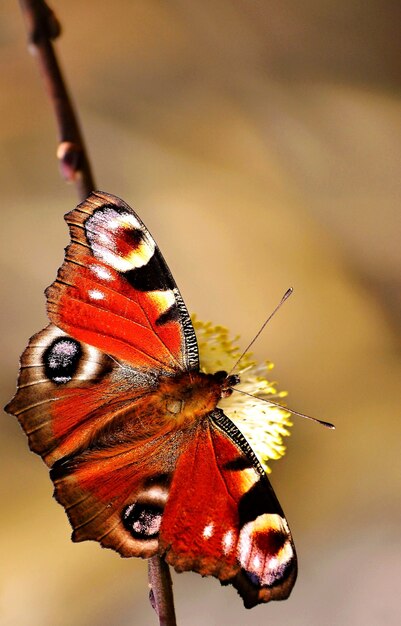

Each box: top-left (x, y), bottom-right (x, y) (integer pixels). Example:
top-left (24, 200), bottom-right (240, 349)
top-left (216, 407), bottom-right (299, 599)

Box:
top-left (1, 1), bottom-right (400, 625)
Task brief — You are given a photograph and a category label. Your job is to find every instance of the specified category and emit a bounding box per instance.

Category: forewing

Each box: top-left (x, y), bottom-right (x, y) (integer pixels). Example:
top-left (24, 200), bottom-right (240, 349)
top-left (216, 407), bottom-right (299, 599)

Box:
top-left (159, 410), bottom-right (297, 608)
top-left (46, 191), bottom-right (198, 373)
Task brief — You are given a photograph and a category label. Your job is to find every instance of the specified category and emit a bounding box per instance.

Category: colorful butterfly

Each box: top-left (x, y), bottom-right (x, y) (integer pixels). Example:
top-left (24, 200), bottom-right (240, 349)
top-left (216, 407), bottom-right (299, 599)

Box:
top-left (5, 191), bottom-right (297, 608)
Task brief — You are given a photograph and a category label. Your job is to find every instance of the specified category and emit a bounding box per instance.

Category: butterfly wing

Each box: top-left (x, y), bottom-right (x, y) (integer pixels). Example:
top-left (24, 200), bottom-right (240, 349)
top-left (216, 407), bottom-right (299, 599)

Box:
top-left (5, 192), bottom-right (200, 556)
top-left (6, 191), bottom-right (199, 463)
top-left (47, 190), bottom-right (198, 373)
top-left (6, 323), bottom-right (114, 464)
top-left (159, 409), bottom-right (297, 608)
top-left (6, 320), bottom-right (193, 558)
top-left (48, 413), bottom-right (187, 560)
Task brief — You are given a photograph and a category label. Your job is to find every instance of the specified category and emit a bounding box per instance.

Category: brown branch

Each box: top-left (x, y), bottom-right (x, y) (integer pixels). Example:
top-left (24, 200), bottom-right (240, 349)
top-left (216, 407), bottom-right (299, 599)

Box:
top-left (18, 1), bottom-right (177, 624)
top-left (19, 0), bottom-right (95, 200)
top-left (148, 557), bottom-right (177, 626)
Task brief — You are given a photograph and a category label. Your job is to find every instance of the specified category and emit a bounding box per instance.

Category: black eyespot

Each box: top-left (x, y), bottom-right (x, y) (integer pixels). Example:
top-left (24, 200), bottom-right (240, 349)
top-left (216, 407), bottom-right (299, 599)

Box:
top-left (122, 502), bottom-right (163, 539)
top-left (43, 337), bottom-right (82, 384)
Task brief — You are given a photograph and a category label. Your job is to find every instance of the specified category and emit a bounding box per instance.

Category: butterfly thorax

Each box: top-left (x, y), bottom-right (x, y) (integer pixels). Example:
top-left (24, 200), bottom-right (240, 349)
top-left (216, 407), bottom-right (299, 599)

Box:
top-left (156, 370), bottom-right (237, 428)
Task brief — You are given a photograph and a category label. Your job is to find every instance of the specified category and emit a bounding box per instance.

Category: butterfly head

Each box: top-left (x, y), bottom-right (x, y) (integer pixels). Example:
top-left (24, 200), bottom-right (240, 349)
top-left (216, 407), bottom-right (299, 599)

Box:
top-left (213, 370), bottom-right (241, 398)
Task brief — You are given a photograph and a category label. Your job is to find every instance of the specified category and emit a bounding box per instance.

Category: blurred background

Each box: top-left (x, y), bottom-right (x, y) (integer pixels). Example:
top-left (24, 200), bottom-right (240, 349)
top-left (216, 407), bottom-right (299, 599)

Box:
top-left (1, 1), bottom-right (400, 624)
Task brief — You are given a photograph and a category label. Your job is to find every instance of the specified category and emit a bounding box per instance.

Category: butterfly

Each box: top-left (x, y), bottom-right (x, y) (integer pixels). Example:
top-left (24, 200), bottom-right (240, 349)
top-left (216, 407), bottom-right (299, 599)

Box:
top-left (5, 191), bottom-right (297, 608)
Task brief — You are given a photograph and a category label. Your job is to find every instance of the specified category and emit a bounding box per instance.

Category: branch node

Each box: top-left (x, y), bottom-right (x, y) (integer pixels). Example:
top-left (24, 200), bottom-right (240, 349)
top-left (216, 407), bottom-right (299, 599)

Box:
top-left (149, 587), bottom-right (157, 611)
top-left (57, 141), bottom-right (84, 183)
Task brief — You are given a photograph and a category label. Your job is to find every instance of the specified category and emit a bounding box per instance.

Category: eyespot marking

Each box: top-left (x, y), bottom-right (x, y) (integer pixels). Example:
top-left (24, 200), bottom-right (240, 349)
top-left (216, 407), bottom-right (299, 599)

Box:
top-left (88, 289), bottom-right (105, 300)
top-left (85, 206), bottom-right (155, 272)
top-left (122, 502), bottom-right (163, 540)
top-left (222, 529), bottom-right (235, 554)
top-left (90, 264), bottom-right (114, 281)
top-left (202, 522), bottom-right (214, 539)
top-left (237, 514), bottom-right (294, 586)
top-left (43, 337), bottom-right (82, 384)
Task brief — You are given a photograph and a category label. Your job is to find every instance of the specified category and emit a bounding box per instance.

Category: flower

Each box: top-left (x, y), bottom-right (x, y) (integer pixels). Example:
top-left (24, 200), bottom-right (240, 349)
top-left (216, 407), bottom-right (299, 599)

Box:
top-left (192, 315), bottom-right (293, 474)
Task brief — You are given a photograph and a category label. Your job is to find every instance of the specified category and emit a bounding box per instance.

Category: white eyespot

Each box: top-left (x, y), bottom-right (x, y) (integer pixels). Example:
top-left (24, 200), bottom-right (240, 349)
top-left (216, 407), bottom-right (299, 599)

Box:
top-left (109, 218), bottom-right (120, 231)
top-left (252, 554), bottom-right (261, 569)
top-left (114, 213), bottom-right (142, 230)
top-left (88, 289), bottom-right (105, 300)
top-left (222, 529), bottom-right (234, 554)
top-left (91, 265), bottom-right (113, 281)
top-left (86, 208), bottom-right (154, 273)
top-left (99, 232), bottom-right (111, 244)
top-left (268, 556), bottom-right (278, 570)
top-left (203, 522), bottom-right (214, 539)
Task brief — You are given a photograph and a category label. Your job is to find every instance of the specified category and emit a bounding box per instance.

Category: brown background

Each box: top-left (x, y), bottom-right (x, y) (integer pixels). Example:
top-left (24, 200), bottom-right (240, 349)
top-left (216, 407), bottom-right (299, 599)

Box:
top-left (1, 1), bottom-right (400, 625)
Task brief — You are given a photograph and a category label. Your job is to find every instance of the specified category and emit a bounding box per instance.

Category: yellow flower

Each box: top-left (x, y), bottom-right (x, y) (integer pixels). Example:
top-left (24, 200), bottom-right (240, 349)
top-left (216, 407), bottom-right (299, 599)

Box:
top-left (192, 315), bottom-right (292, 474)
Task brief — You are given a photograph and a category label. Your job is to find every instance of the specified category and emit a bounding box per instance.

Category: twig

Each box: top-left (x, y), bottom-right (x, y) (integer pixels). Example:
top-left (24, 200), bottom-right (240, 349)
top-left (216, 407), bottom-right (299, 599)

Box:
top-left (18, 1), bottom-right (177, 624)
top-left (19, 0), bottom-right (95, 199)
top-left (148, 557), bottom-right (177, 626)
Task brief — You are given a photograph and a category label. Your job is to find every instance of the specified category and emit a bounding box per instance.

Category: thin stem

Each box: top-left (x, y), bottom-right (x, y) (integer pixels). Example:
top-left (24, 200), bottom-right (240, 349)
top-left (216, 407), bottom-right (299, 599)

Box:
top-left (19, 0), bottom-right (95, 199)
top-left (18, 2), bottom-right (177, 624)
top-left (148, 557), bottom-right (177, 626)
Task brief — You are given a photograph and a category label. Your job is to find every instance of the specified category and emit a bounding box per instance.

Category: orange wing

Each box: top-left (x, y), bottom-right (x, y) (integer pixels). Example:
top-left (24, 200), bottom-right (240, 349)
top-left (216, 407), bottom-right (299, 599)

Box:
top-left (159, 410), bottom-right (297, 608)
top-left (6, 323), bottom-right (189, 559)
top-left (5, 191), bottom-right (200, 557)
top-left (46, 191), bottom-right (198, 373)
top-left (6, 191), bottom-right (297, 608)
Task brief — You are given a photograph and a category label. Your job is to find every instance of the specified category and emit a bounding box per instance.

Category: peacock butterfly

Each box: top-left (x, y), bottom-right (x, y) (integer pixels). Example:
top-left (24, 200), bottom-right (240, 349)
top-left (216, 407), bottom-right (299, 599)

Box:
top-left (5, 191), bottom-right (297, 608)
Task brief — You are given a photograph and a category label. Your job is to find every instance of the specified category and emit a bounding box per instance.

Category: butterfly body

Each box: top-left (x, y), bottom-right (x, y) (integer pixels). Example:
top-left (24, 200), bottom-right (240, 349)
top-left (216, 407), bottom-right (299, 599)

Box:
top-left (6, 191), bottom-right (297, 608)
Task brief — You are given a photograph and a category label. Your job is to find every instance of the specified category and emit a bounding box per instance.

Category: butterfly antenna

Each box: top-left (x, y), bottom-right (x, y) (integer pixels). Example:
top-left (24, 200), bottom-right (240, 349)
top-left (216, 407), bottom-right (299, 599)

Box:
top-left (232, 388), bottom-right (335, 429)
top-left (228, 287), bottom-right (293, 376)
